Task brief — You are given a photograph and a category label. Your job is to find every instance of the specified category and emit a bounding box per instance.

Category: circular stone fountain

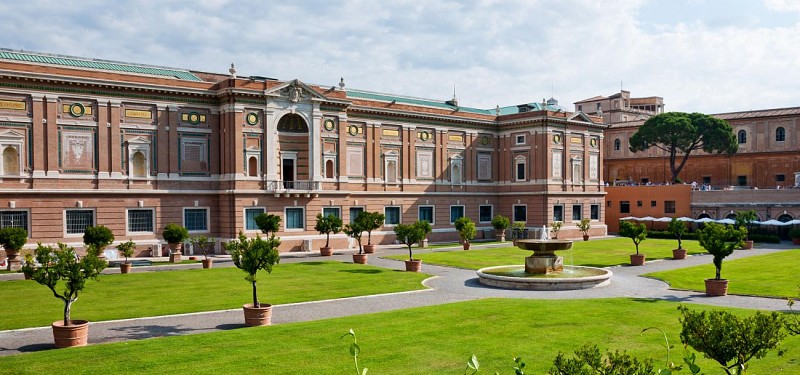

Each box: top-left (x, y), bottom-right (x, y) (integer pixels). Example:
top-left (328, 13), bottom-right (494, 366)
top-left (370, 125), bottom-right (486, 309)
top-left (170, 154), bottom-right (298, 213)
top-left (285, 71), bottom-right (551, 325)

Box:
top-left (476, 238), bottom-right (612, 291)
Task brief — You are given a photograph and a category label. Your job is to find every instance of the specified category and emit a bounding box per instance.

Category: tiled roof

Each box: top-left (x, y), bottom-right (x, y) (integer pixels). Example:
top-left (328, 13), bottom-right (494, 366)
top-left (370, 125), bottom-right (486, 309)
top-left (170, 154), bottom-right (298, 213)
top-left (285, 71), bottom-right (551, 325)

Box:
top-left (713, 107), bottom-right (800, 120)
top-left (0, 49), bottom-right (203, 82)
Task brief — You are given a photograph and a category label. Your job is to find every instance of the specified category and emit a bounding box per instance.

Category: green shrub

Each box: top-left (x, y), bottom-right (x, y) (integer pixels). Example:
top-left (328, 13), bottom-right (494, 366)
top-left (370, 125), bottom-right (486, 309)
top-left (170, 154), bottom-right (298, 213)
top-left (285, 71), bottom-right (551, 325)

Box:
top-left (491, 215), bottom-right (510, 230)
top-left (748, 233), bottom-right (781, 243)
top-left (789, 227), bottom-right (800, 239)
top-left (162, 223), bottom-right (189, 245)
top-left (0, 227), bottom-right (28, 251)
top-left (225, 232), bottom-right (280, 308)
top-left (83, 225), bottom-right (114, 253)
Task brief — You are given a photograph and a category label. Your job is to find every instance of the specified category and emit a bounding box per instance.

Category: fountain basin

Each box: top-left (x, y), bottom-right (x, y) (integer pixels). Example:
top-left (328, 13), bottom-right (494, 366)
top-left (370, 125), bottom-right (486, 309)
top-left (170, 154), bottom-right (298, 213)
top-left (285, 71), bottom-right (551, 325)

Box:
top-left (476, 265), bottom-right (612, 290)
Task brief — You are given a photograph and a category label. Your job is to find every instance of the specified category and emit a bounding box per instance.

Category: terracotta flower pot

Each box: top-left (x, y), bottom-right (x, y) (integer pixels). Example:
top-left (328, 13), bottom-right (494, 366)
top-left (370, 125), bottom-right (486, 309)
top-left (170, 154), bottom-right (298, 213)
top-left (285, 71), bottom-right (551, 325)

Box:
top-left (319, 246), bottom-right (333, 256)
top-left (463, 243), bottom-right (471, 250)
top-left (672, 248), bottom-right (687, 260)
top-left (362, 244), bottom-right (376, 254)
top-left (352, 253), bottom-right (368, 264)
top-left (242, 303), bottom-right (272, 326)
top-left (704, 278), bottom-right (729, 296)
top-left (793, 237), bottom-right (800, 245)
top-left (202, 259), bottom-right (213, 269)
top-left (741, 240), bottom-right (753, 250)
top-left (52, 319), bottom-right (90, 348)
top-left (120, 263), bottom-right (132, 274)
top-left (582, 234), bottom-right (589, 241)
top-left (405, 259), bottom-right (422, 272)
top-left (23, 270), bottom-right (33, 280)
top-left (495, 230), bottom-right (506, 242)
top-left (630, 253), bottom-right (646, 266)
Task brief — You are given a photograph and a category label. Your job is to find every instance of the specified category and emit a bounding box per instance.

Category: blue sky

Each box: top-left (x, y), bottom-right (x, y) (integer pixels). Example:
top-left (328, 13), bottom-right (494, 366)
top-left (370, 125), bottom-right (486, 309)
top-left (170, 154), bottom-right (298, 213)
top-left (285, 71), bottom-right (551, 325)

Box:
top-left (0, 0), bottom-right (798, 114)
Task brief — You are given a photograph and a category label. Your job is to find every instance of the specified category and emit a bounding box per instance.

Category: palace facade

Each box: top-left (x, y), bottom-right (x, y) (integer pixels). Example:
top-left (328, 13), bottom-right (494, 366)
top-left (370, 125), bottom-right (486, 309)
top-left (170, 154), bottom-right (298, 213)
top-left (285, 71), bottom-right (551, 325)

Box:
top-left (0, 49), bottom-right (607, 255)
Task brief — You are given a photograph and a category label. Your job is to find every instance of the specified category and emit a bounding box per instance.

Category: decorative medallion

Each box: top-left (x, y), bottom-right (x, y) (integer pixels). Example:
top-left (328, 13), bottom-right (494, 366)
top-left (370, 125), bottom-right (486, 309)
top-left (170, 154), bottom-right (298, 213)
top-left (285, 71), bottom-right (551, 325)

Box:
top-left (323, 119), bottom-right (335, 131)
top-left (187, 111), bottom-right (201, 125)
top-left (246, 112), bottom-right (259, 126)
top-left (590, 138), bottom-right (598, 147)
top-left (553, 134), bottom-right (561, 144)
top-left (348, 124), bottom-right (359, 136)
top-left (419, 131), bottom-right (430, 141)
top-left (68, 103), bottom-right (85, 118)
top-left (480, 136), bottom-right (490, 146)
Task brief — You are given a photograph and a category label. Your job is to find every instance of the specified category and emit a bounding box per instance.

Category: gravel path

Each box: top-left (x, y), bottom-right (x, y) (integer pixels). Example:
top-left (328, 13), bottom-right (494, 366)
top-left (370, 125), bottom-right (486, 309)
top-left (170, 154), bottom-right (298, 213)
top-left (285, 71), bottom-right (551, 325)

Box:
top-left (0, 241), bottom-right (795, 357)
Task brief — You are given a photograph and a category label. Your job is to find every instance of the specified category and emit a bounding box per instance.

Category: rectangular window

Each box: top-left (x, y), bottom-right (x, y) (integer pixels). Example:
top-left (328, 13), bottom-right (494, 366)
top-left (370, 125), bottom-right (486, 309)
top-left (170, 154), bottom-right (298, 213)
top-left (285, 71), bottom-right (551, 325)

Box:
top-left (322, 207), bottom-right (341, 218)
top-left (651, 201), bottom-right (657, 207)
top-left (349, 207), bottom-right (364, 224)
top-left (620, 201), bottom-right (630, 214)
top-left (553, 205), bottom-right (564, 222)
top-left (664, 201), bottom-right (676, 214)
top-left (607, 201), bottom-right (612, 207)
top-left (450, 205), bottom-right (465, 224)
top-left (572, 205), bottom-right (582, 221)
top-left (479, 205), bottom-right (493, 223)
top-left (513, 205), bottom-right (527, 222)
top-left (0, 210), bottom-right (28, 232)
top-left (737, 175), bottom-right (747, 186)
top-left (384, 206), bottom-right (401, 225)
top-left (245, 208), bottom-right (266, 231)
top-left (590, 204), bottom-right (600, 220)
top-left (777, 174), bottom-right (786, 182)
top-left (515, 134), bottom-right (526, 145)
top-left (285, 207), bottom-right (304, 229)
top-left (65, 209), bottom-right (94, 235)
top-left (184, 208), bottom-right (209, 232)
top-left (127, 209), bottom-right (154, 233)
top-left (637, 201), bottom-right (643, 207)
top-left (702, 176), bottom-right (711, 184)
top-left (418, 206), bottom-right (434, 224)
top-left (515, 160), bottom-right (526, 181)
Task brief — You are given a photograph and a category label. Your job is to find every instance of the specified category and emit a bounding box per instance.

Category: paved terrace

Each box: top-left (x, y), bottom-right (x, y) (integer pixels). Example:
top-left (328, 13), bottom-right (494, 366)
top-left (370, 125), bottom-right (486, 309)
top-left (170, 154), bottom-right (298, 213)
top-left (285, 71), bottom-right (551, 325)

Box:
top-left (0, 240), bottom-right (796, 357)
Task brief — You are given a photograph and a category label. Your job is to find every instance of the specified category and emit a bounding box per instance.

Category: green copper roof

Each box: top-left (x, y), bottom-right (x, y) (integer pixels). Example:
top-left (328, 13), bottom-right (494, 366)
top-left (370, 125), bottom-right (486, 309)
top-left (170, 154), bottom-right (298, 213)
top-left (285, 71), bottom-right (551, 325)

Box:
top-left (347, 89), bottom-right (565, 116)
top-left (0, 49), bottom-right (203, 82)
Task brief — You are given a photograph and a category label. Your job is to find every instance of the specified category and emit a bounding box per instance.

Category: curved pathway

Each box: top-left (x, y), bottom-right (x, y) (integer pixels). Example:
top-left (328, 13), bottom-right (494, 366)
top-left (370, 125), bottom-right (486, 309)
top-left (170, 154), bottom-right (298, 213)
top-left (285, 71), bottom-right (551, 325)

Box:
top-left (0, 241), bottom-right (795, 357)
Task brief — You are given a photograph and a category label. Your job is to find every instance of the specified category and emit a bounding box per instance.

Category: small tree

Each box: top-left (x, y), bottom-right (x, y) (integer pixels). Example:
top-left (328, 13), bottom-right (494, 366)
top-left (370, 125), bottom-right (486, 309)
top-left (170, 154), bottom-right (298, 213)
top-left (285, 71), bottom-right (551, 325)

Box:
top-left (491, 215), bottom-right (510, 231)
top-left (190, 235), bottom-right (212, 260)
top-left (394, 221), bottom-right (427, 261)
top-left (0, 227), bottom-right (27, 252)
top-left (360, 212), bottom-right (385, 246)
top-left (619, 220), bottom-right (647, 255)
top-left (698, 222), bottom-right (745, 280)
top-left (343, 221), bottom-right (366, 254)
top-left (255, 213), bottom-right (282, 237)
top-left (225, 232), bottom-right (280, 308)
top-left (511, 221), bottom-right (526, 241)
top-left (678, 305), bottom-right (787, 375)
top-left (315, 214), bottom-right (343, 248)
top-left (162, 223), bottom-right (189, 245)
top-left (83, 225), bottom-right (114, 255)
top-left (116, 240), bottom-right (136, 264)
top-left (734, 210), bottom-right (757, 242)
top-left (457, 218), bottom-right (477, 244)
top-left (550, 221), bottom-right (563, 239)
top-left (667, 217), bottom-right (687, 250)
top-left (22, 242), bottom-right (106, 325)
top-left (577, 219), bottom-right (591, 237)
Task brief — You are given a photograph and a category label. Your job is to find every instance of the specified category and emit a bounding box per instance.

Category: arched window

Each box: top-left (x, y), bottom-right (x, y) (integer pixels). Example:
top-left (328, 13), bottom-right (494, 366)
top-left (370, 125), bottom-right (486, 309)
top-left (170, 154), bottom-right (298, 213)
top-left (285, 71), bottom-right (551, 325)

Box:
top-left (737, 130), bottom-right (747, 144)
top-left (613, 139), bottom-right (621, 151)
top-left (131, 151), bottom-right (146, 178)
top-left (725, 213), bottom-right (737, 220)
top-left (697, 213), bottom-right (712, 219)
top-left (325, 160), bottom-right (334, 179)
top-left (776, 127), bottom-right (786, 142)
top-left (777, 214), bottom-right (793, 222)
top-left (248, 156), bottom-right (258, 177)
top-left (2, 146), bottom-right (19, 175)
top-left (277, 114), bottom-right (309, 133)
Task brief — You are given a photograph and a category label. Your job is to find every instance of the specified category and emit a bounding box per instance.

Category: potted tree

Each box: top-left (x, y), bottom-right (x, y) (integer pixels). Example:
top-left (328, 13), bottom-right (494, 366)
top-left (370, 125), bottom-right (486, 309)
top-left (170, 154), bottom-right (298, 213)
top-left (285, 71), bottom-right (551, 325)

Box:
top-left (343, 216), bottom-right (367, 264)
top-left (190, 235), bottom-right (213, 268)
top-left (361, 212), bottom-right (385, 254)
top-left (394, 221), bottom-right (428, 272)
top-left (668, 217), bottom-right (688, 259)
top-left (734, 210), bottom-right (757, 249)
top-left (417, 220), bottom-right (432, 248)
top-left (21, 252), bottom-right (35, 279)
top-left (0, 226), bottom-right (27, 271)
top-left (619, 220), bottom-right (647, 266)
top-left (790, 227), bottom-right (800, 245)
top-left (511, 221), bottom-right (526, 245)
top-left (698, 222), bottom-right (746, 296)
top-left (225, 231), bottom-right (280, 326)
top-left (83, 225), bottom-right (114, 259)
top-left (577, 218), bottom-right (591, 241)
top-left (162, 223), bottom-right (189, 263)
top-left (116, 239), bottom-right (136, 274)
top-left (550, 221), bottom-right (563, 239)
top-left (491, 215), bottom-right (510, 242)
top-left (22, 242), bottom-right (106, 347)
top-left (455, 217), bottom-right (476, 250)
top-left (315, 213), bottom-right (342, 256)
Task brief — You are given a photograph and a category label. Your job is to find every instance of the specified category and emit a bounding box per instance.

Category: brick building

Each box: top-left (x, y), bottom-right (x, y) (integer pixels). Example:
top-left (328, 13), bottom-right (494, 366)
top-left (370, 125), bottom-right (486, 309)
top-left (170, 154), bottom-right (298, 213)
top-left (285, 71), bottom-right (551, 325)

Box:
top-left (0, 49), bottom-right (607, 257)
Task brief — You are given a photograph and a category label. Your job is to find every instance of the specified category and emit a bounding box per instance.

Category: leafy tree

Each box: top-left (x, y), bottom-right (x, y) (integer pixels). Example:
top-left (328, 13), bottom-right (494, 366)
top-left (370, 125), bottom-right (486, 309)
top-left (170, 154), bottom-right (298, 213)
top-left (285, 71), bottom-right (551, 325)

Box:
top-left (393, 221), bottom-right (427, 261)
top-left (0, 227), bottom-right (27, 252)
top-left (83, 225), bottom-right (114, 254)
top-left (629, 112), bottom-right (737, 182)
top-left (698, 222), bottom-right (745, 280)
top-left (343, 220), bottom-right (366, 254)
top-left (359, 212), bottom-right (385, 246)
top-left (619, 220), bottom-right (647, 255)
top-left (491, 215), bottom-right (510, 231)
top-left (315, 214), bottom-right (343, 248)
top-left (116, 239), bottom-right (136, 264)
top-left (678, 305), bottom-right (787, 375)
top-left (225, 232), bottom-right (280, 308)
top-left (255, 213), bottom-right (282, 237)
top-left (190, 235), bottom-right (212, 260)
top-left (455, 217), bottom-right (476, 244)
top-left (667, 217), bottom-right (687, 250)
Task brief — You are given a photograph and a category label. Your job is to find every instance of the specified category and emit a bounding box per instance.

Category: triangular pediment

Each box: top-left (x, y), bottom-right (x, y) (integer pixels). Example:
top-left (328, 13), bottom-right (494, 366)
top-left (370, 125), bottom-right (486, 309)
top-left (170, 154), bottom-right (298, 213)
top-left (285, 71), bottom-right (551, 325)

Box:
top-left (126, 136), bottom-right (151, 145)
top-left (0, 129), bottom-right (25, 141)
top-left (245, 145), bottom-right (261, 152)
top-left (567, 112), bottom-right (595, 124)
top-left (264, 79), bottom-right (329, 102)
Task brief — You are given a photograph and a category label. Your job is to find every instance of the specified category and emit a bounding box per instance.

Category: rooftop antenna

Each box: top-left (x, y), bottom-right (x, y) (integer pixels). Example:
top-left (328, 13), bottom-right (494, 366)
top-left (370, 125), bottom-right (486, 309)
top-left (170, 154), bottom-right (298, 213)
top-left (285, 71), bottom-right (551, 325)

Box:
top-left (620, 80), bottom-right (623, 91)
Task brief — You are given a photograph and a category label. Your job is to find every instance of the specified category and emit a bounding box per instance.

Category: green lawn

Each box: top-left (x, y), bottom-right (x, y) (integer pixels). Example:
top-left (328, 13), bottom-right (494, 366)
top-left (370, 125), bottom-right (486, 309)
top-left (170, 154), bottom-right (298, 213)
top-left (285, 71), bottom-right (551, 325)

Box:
top-left (0, 261), bottom-right (429, 330)
top-left (644, 249), bottom-right (800, 298)
top-left (387, 238), bottom-right (704, 269)
top-left (0, 298), bottom-right (797, 374)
